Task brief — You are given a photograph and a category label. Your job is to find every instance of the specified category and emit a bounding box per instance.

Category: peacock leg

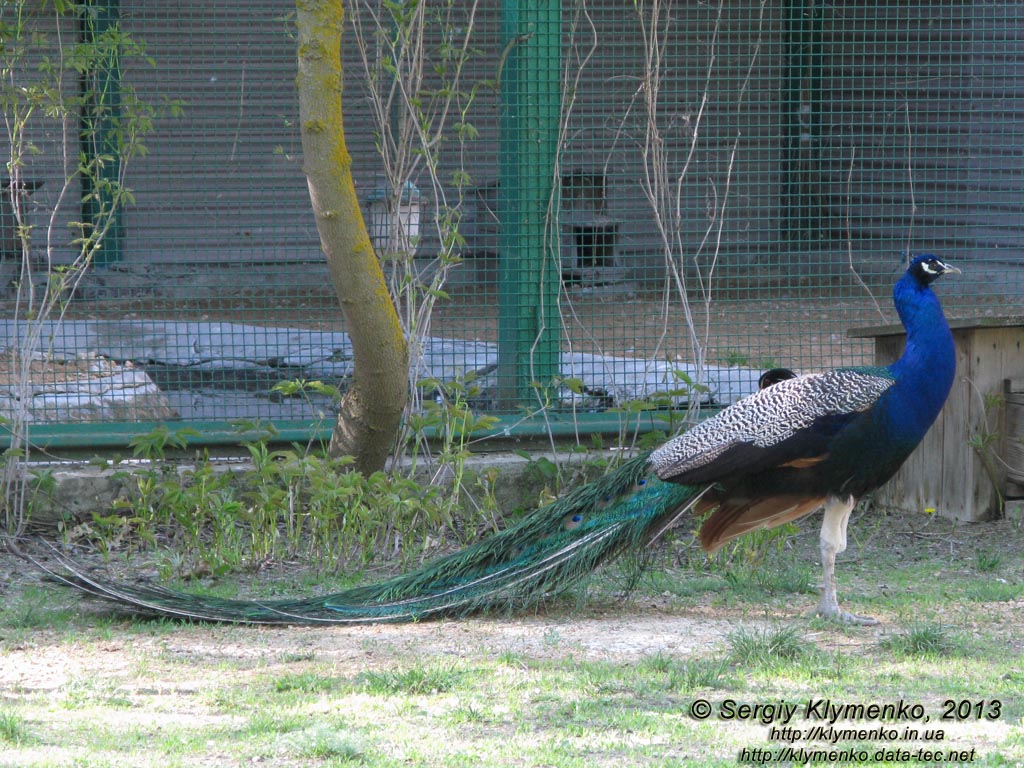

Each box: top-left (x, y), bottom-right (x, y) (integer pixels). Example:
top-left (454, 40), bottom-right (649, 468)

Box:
top-left (816, 496), bottom-right (878, 625)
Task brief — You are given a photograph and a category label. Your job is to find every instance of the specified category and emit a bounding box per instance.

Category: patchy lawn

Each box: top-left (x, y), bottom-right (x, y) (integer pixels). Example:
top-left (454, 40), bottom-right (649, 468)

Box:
top-left (2, 508), bottom-right (1023, 767)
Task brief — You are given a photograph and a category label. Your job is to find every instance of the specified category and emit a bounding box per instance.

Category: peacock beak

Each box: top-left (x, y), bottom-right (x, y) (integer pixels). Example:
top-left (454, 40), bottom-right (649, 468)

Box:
top-left (928, 258), bottom-right (960, 276)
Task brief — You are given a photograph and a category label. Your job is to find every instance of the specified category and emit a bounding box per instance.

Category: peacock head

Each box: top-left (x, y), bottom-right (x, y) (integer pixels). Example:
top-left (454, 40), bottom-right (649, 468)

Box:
top-left (907, 254), bottom-right (960, 286)
top-left (758, 367), bottom-right (798, 390)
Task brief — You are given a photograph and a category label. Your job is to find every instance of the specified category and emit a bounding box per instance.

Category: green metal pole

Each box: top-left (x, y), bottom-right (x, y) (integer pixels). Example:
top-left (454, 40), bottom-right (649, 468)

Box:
top-left (497, 0), bottom-right (562, 409)
top-left (81, 0), bottom-right (124, 266)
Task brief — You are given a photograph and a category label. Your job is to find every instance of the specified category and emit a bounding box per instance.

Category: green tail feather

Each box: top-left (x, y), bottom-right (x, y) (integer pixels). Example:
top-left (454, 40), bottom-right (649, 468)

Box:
top-left (41, 453), bottom-right (705, 624)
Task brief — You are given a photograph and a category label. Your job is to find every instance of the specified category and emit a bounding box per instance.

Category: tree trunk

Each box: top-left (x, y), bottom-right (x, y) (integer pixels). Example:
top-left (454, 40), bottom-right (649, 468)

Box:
top-left (295, 0), bottom-right (409, 474)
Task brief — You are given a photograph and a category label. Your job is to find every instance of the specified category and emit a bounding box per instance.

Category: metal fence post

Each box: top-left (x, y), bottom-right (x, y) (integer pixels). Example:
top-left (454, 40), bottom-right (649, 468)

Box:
top-left (497, 0), bottom-right (562, 409)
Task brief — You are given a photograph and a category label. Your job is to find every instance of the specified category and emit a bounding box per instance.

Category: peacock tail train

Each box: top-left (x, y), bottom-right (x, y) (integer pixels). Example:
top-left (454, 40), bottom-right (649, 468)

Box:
top-left (36, 453), bottom-right (705, 624)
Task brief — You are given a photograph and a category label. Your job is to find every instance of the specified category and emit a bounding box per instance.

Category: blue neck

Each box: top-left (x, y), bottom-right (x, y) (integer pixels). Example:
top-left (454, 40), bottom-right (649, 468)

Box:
top-left (886, 271), bottom-right (956, 436)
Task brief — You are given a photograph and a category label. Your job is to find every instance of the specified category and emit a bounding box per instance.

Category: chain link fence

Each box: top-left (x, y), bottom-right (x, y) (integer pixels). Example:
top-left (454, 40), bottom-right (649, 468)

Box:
top-left (3, 0), bottom-right (1022, 448)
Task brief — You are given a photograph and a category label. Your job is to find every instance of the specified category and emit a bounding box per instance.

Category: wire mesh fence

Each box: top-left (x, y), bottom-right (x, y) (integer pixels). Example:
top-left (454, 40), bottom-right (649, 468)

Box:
top-left (2, 0), bottom-right (1022, 448)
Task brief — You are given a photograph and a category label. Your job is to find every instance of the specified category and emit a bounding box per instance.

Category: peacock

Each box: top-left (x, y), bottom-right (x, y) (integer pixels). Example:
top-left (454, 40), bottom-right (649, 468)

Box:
top-left (34, 254), bottom-right (959, 625)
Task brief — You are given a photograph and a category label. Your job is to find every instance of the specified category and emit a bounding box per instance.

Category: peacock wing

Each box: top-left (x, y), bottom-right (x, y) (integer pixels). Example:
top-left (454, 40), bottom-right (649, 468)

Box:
top-left (648, 369), bottom-right (895, 486)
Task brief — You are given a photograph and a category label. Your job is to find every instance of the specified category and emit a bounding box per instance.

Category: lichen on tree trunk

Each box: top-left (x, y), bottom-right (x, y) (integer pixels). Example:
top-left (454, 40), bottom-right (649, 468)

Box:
top-left (295, 0), bottom-right (409, 474)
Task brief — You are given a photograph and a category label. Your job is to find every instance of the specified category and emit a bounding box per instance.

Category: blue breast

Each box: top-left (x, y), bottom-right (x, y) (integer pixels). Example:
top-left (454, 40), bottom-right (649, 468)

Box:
top-left (751, 264), bottom-right (956, 500)
top-left (826, 267), bottom-right (956, 495)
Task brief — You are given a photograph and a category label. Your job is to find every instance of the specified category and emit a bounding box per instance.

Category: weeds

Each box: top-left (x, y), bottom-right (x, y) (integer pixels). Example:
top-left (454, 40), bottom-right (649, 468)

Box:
top-left (880, 622), bottom-right (965, 658)
top-left (963, 580), bottom-right (1022, 603)
top-left (79, 413), bottom-right (496, 576)
top-left (273, 672), bottom-right (338, 694)
top-left (966, 388), bottom-right (1007, 516)
top-left (727, 624), bottom-right (807, 666)
top-left (245, 710), bottom-right (307, 736)
top-left (974, 547), bottom-right (1002, 573)
top-left (638, 653), bottom-right (731, 692)
top-left (724, 560), bottom-right (816, 596)
top-left (357, 664), bottom-right (465, 696)
top-left (0, 710), bottom-right (31, 746)
top-left (718, 523), bottom-right (801, 569)
top-left (63, 371), bottom-right (653, 580)
top-left (286, 726), bottom-right (365, 762)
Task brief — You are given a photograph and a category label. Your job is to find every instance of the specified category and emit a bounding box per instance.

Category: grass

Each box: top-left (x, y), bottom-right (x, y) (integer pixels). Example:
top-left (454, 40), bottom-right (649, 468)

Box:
top-left (637, 652), bottom-right (734, 692)
top-left (272, 671), bottom-right (339, 694)
top-left (285, 726), bottom-right (366, 762)
top-left (356, 664), bottom-right (466, 695)
top-left (975, 547), bottom-right (1003, 573)
top-left (879, 622), bottom-right (967, 658)
top-left (726, 624), bottom-right (807, 666)
top-left (1, 512), bottom-right (1023, 767)
top-left (0, 710), bottom-right (32, 746)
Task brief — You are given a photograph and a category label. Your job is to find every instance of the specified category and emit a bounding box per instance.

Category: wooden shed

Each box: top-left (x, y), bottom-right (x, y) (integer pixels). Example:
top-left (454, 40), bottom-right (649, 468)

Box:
top-left (850, 317), bottom-right (1024, 522)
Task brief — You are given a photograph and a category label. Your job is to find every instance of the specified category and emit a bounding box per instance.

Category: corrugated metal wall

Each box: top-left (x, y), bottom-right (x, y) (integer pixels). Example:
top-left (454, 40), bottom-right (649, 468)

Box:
top-left (14, 2), bottom-right (1023, 276)
top-left (122, 2), bottom-right (314, 265)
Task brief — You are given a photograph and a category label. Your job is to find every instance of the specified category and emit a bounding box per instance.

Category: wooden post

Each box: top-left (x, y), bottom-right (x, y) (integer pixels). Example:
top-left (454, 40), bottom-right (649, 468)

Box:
top-left (1005, 378), bottom-right (1024, 499)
